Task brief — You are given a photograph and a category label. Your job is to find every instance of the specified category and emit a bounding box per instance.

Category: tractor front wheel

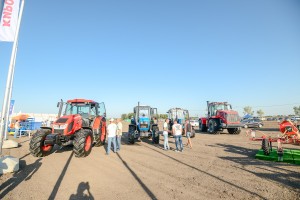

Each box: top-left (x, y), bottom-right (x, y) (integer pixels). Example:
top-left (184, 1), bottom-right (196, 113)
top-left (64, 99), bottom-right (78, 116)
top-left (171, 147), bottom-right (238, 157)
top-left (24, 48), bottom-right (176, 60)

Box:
top-left (228, 128), bottom-right (241, 134)
top-left (29, 129), bottom-right (53, 157)
top-left (208, 119), bottom-right (221, 134)
top-left (128, 125), bottom-right (136, 144)
top-left (73, 129), bottom-right (93, 157)
top-left (199, 121), bottom-right (207, 132)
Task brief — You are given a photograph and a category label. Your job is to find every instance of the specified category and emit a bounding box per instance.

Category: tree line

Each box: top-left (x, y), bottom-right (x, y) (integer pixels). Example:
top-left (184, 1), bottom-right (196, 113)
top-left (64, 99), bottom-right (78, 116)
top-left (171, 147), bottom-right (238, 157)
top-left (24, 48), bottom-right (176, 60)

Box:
top-left (243, 106), bottom-right (300, 117)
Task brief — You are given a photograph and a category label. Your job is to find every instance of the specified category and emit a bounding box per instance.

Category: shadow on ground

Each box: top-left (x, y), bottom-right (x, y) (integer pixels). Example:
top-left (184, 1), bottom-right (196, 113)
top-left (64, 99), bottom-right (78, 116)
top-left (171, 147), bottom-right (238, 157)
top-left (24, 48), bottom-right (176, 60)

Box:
top-left (141, 143), bottom-right (265, 199)
top-left (0, 158), bottom-right (42, 199)
top-left (214, 143), bottom-right (300, 190)
top-left (116, 152), bottom-right (157, 200)
top-left (69, 182), bottom-right (94, 200)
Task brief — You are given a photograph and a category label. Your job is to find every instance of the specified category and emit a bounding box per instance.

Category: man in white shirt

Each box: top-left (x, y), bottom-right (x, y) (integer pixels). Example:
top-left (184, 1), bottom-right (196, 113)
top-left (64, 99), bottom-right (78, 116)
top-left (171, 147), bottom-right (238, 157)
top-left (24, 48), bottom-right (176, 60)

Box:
top-left (106, 118), bottom-right (117, 155)
top-left (116, 118), bottom-right (123, 151)
top-left (172, 120), bottom-right (183, 152)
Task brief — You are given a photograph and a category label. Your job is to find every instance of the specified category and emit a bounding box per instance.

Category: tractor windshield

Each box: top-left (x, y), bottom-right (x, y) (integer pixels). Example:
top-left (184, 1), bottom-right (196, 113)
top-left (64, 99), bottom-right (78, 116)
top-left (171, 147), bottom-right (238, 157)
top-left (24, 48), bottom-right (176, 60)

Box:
top-left (139, 109), bottom-right (149, 118)
top-left (210, 104), bottom-right (231, 116)
top-left (65, 103), bottom-right (90, 118)
top-left (169, 109), bottom-right (185, 120)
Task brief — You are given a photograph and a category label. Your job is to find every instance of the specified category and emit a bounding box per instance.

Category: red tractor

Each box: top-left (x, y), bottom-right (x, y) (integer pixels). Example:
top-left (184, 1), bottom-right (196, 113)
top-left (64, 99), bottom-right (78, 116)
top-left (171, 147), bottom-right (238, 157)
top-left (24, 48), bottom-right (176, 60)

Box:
top-left (199, 101), bottom-right (242, 134)
top-left (29, 99), bottom-right (107, 158)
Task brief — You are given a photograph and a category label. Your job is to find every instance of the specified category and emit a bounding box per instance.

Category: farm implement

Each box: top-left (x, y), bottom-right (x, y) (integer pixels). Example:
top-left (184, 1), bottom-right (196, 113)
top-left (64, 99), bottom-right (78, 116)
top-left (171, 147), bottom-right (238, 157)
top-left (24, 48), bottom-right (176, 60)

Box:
top-left (248, 120), bottom-right (300, 164)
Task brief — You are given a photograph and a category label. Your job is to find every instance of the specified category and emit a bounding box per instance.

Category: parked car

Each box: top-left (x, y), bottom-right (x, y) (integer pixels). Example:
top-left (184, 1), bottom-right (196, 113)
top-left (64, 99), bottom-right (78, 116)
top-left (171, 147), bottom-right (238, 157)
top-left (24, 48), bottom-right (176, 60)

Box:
top-left (190, 120), bottom-right (199, 127)
top-left (290, 116), bottom-right (300, 121)
top-left (241, 118), bottom-right (264, 128)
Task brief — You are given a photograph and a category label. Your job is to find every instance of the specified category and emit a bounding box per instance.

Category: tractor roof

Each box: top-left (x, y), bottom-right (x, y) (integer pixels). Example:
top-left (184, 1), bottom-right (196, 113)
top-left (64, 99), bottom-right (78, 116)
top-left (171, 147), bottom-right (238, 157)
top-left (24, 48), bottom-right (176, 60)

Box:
top-left (67, 99), bottom-right (98, 104)
top-left (209, 102), bottom-right (229, 105)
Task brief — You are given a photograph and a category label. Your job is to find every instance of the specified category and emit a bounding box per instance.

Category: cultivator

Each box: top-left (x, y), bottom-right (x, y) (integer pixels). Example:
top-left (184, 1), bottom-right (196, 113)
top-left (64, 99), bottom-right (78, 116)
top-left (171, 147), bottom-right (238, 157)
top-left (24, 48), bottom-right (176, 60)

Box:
top-left (247, 120), bottom-right (300, 164)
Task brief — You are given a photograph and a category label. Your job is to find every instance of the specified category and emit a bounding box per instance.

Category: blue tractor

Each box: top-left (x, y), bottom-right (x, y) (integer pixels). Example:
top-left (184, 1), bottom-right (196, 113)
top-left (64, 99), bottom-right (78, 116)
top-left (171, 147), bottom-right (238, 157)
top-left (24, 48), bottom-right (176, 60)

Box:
top-left (167, 108), bottom-right (195, 138)
top-left (128, 102), bottom-right (159, 144)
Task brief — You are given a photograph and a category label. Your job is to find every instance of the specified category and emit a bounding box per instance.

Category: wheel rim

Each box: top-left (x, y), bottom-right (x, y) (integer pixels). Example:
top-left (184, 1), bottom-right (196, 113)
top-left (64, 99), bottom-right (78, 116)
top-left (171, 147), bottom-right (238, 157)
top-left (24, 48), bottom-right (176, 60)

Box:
top-left (85, 135), bottom-right (92, 151)
top-left (42, 145), bottom-right (52, 151)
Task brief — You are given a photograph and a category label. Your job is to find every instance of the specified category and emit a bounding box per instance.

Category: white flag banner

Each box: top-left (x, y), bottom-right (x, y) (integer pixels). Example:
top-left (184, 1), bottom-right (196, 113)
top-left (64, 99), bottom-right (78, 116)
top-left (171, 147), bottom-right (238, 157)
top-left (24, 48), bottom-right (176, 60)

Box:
top-left (0, 0), bottom-right (20, 42)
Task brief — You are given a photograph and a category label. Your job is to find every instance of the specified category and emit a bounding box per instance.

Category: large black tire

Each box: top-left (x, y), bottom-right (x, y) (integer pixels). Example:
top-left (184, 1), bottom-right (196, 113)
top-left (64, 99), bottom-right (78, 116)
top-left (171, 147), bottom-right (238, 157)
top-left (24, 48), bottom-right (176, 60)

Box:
top-left (94, 132), bottom-right (101, 147)
top-left (227, 128), bottom-right (241, 134)
top-left (208, 119), bottom-right (221, 134)
top-left (190, 129), bottom-right (196, 138)
top-left (128, 125), bottom-right (135, 144)
top-left (199, 121), bottom-right (207, 132)
top-left (152, 126), bottom-right (159, 144)
top-left (94, 124), bottom-right (106, 147)
top-left (262, 138), bottom-right (270, 155)
top-left (29, 129), bottom-right (53, 157)
top-left (73, 129), bottom-right (93, 157)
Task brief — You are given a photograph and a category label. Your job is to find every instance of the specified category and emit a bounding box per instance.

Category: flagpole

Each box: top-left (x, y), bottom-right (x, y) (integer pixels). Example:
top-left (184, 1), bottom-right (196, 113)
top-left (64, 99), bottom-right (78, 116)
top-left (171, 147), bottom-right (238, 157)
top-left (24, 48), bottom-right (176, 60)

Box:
top-left (4, 45), bottom-right (18, 140)
top-left (0, 0), bottom-right (25, 156)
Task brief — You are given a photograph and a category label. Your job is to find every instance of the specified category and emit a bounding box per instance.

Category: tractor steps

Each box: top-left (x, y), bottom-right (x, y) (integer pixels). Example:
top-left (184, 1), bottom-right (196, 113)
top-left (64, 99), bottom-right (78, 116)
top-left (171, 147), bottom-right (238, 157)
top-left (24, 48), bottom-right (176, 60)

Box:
top-left (255, 149), bottom-right (300, 165)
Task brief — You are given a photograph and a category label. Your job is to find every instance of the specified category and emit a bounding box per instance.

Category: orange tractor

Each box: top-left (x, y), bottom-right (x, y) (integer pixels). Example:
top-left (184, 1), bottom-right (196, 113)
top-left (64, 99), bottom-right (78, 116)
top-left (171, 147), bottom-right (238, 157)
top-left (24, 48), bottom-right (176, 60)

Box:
top-left (29, 99), bottom-right (107, 158)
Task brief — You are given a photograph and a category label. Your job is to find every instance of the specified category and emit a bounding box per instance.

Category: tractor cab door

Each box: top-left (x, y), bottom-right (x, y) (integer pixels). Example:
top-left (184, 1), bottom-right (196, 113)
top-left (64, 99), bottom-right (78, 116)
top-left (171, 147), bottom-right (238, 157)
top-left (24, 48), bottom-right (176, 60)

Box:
top-left (183, 110), bottom-right (189, 120)
top-left (97, 102), bottom-right (106, 119)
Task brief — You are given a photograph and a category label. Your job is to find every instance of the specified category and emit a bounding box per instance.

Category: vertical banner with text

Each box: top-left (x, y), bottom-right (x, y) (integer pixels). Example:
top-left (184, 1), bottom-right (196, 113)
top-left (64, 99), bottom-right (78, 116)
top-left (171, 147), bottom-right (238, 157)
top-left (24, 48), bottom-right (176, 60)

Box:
top-left (0, 0), bottom-right (20, 42)
top-left (9, 99), bottom-right (14, 115)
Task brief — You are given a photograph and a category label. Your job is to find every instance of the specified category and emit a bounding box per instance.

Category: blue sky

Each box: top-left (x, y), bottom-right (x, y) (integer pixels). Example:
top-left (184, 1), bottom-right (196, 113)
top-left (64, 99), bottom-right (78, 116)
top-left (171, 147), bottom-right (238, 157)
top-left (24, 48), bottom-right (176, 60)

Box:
top-left (0, 0), bottom-right (300, 118)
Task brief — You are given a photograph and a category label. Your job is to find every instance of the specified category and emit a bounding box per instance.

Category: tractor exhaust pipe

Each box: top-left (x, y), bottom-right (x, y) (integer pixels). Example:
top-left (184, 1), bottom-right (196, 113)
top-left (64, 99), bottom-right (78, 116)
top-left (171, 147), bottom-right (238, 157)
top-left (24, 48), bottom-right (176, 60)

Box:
top-left (137, 101), bottom-right (140, 123)
top-left (57, 99), bottom-right (64, 118)
top-left (207, 101), bottom-right (210, 118)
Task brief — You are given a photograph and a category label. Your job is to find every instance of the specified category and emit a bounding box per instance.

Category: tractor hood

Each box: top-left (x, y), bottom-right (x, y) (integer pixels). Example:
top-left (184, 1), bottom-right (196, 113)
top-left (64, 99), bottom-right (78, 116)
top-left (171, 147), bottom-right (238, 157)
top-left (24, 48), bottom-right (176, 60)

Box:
top-left (217, 110), bottom-right (240, 124)
top-left (52, 114), bottom-right (82, 135)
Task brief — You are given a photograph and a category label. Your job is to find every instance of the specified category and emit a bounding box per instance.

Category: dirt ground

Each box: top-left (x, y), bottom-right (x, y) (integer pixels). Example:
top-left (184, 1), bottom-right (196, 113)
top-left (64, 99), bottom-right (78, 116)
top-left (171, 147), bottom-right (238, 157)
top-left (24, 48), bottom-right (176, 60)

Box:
top-left (1, 121), bottom-right (299, 200)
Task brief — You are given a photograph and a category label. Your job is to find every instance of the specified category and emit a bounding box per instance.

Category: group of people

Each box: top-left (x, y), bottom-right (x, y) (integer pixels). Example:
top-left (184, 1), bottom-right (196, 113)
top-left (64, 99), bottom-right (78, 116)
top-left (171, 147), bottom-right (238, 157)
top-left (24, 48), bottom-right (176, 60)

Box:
top-left (105, 118), bottom-right (194, 155)
top-left (106, 118), bottom-right (123, 155)
top-left (162, 119), bottom-right (193, 152)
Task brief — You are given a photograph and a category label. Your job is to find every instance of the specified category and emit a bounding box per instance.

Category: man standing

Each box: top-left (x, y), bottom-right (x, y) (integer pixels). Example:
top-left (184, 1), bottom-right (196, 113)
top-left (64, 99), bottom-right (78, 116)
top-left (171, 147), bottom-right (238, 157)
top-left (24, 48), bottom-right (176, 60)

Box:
top-left (106, 118), bottom-right (117, 155)
top-left (185, 120), bottom-right (193, 148)
top-left (163, 119), bottom-right (170, 150)
top-left (116, 118), bottom-right (123, 151)
top-left (14, 120), bottom-right (20, 138)
top-left (172, 120), bottom-right (183, 152)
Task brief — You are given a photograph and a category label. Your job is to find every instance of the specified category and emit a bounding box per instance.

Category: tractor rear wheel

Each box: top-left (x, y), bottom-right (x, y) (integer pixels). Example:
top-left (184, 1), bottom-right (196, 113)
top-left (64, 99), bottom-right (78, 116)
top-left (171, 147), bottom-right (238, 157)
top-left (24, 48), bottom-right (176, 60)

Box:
top-left (208, 119), bottom-right (221, 134)
top-left (190, 129), bottom-right (196, 138)
top-left (128, 125), bottom-right (135, 144)
top-left (94, 124), bottom-right (106, 147)
top-left (29, 129), bottom-right (53, 157)
top-left (73, 129), bottom-right (93, 157)
top-left (199, 121), bottom-right (207, 132)
top-left (228, 128), bottom-right (241, 134)
top-left (94, 132), bottom-right (101, 147)
top-left (262, 138), bottom-right (270, 155)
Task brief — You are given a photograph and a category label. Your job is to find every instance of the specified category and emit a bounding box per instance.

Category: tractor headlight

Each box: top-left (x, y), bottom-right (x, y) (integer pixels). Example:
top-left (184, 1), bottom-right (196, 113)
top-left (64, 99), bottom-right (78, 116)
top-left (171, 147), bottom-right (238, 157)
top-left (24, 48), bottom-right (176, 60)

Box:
top-left (53, 124), bottom-right (59, 129)
top-left (60, 124), bottom-right (68, 129)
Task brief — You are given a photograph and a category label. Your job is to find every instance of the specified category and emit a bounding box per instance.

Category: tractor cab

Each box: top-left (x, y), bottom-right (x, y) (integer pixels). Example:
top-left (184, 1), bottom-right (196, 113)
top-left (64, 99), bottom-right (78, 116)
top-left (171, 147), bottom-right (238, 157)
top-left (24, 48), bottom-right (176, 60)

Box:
top-left (167, 108), bottom-right (189, 134)
top-left (134, 106), bottom-right (157, 132)
top-left (208, 102), bottom-right (232, 118)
